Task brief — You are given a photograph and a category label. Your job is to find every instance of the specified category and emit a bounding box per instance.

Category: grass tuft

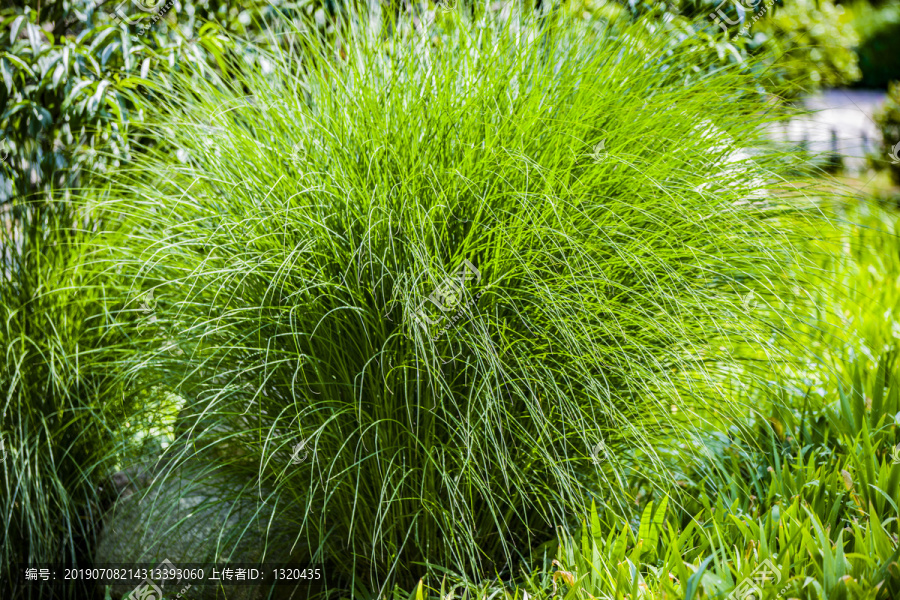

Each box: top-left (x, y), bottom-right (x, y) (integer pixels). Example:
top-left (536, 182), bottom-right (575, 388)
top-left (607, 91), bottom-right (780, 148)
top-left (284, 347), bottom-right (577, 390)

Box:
top-left (89, 5), bottom-right (815, 591)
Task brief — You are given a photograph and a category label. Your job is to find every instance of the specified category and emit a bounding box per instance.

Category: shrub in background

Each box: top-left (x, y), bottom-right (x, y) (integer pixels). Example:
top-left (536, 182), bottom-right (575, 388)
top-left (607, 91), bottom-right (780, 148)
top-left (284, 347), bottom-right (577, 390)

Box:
top-left (750, 0), bottom-right (861, 98)
top-left (849, 0), bottom-right (900, 90)
top-left (570, 0), bottom-right (862, 101)
top-left (875, 81), bottom-right (900, 184)
top-left (0, 0), bottom-right (277, 205)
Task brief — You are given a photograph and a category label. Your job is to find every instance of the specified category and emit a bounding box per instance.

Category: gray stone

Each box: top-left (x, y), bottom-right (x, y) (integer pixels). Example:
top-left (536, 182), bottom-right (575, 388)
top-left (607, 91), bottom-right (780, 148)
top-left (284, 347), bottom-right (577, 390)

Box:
top-left (95, 456), bottom-right (309, 600)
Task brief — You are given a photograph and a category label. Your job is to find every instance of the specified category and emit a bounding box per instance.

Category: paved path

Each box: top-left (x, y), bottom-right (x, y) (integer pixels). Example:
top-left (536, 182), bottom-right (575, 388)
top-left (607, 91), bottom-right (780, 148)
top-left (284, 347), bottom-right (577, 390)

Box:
top-left (773, 89), bottom-right (888, 172)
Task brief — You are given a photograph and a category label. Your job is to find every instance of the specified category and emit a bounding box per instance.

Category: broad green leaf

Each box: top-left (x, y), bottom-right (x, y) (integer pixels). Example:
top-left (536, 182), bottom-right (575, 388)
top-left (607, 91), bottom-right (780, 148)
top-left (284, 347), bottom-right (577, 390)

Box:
top-left (120, 28), bottom-right (133, 71)
top-left (38, 54), bottom-right (62, 82)
top-left (2, 53), bottom-right (35, 77)
top-left (803, 505), bottom-right (836, 590)
top-left (62, 80), bottom-right (95, 111)
top-left (9, 15), bottom-right (26, 45)
top-left (637, 496), bottom-right (667, 561)
top-left (52, 64), bottom-right (66, 89)
top-left (869, 502), bottom-right (894, 561)
top-left (104, 93), bottom-right (124, 127)
top-left (25, 22), bottom-right (40, 56)
top-left (0, 58), bottom-right (13, 94)
top-left (684, 555), bottom-right (715, 600)
top-left (100, 40), bottom-right (120, 68)
top-left (590, 500), bottom-right (602, 548)
top-left (87, 80), bottom-right (111, 114)
top-left (89, 27), bottom-right (120, 53)
top-left (611, 523), bottom-right (628, 561)
top-left (839, 383), bottom-right (857, 434)
top-left (873, 355), bottom-right (886, 424)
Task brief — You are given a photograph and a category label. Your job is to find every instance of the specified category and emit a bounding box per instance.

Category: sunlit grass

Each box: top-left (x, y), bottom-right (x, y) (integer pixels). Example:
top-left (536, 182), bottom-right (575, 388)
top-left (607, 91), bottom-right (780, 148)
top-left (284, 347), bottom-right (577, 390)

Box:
top-left (79, 3), bottom-right (821, 593)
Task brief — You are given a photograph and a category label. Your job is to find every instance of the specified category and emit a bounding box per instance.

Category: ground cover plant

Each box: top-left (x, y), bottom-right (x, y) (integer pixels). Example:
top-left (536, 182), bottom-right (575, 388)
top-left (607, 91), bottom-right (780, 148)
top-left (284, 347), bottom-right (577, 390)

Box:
top-left (541, 196), bottom-right (900, 600)
top-left (397, 197), bottom-right (900, 599)
top-left (530, 193), bottom-right (900, 600)
top-left (74, 2), bottom-right (824, 595)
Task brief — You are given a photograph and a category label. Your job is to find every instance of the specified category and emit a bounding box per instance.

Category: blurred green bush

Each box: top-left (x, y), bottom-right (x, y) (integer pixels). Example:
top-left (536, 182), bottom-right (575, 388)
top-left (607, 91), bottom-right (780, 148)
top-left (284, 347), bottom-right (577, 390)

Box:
top-left (849, 0), bottom-right (900, 89)
top-left (752, 0), bottom-right (861, 97)
top-left (568, 0), bottom-right (862, 100)
top-left (875, 81), bottom-right (900, 184)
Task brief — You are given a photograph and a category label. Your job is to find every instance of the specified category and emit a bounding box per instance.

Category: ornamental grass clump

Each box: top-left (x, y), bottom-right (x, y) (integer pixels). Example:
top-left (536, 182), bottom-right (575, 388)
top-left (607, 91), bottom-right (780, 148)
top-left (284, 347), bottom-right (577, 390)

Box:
top-left (0, 201), bottom-right (141, 599)
top-left (95, 5), bottom-right (811, 592)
